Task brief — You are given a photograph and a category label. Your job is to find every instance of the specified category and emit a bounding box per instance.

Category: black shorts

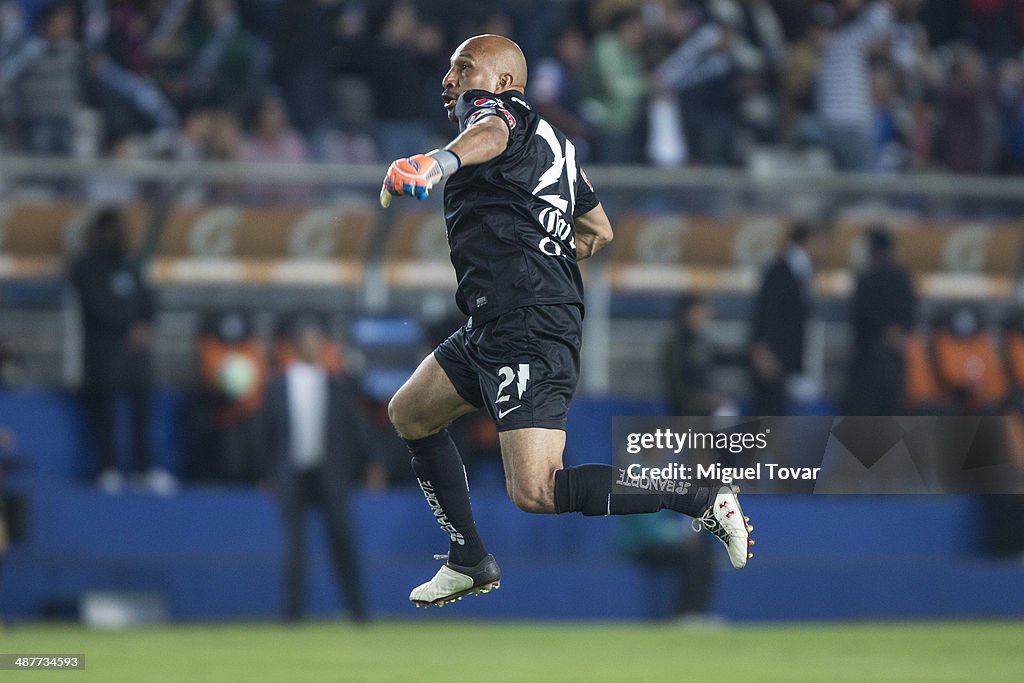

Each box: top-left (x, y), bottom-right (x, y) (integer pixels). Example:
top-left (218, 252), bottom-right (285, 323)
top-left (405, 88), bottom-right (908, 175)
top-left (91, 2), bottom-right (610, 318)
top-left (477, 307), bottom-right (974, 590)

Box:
top-left (434, 304), bottom-right (582, 432)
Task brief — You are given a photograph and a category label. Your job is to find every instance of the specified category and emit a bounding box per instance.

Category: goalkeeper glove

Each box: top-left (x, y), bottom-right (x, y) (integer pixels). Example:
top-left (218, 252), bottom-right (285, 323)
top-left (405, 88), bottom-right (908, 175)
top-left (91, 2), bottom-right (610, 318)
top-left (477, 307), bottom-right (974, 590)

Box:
top-left (379, 149), bottom-right (461, 207)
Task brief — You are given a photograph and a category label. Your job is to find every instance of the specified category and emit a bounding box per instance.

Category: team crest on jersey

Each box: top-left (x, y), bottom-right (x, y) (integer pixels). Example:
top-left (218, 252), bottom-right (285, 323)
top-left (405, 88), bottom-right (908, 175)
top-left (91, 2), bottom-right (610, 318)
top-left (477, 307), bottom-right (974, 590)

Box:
top-left (473, 98), bottom-right (499, 108)
top-left (499, 107), bottom-right (517, 129)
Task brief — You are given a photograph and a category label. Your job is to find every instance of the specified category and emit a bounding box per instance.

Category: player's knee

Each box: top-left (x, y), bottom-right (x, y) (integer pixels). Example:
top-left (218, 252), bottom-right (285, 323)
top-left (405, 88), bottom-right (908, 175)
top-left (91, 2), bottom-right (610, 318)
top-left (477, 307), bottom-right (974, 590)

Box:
top-left (388, 391), bottom-right (420, 440)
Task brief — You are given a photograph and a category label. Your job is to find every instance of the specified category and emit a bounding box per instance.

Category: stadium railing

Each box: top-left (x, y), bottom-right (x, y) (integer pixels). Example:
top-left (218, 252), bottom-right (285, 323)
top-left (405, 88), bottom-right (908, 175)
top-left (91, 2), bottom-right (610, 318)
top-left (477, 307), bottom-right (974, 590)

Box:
top-left (1, 155), bottom-right (1023, 394)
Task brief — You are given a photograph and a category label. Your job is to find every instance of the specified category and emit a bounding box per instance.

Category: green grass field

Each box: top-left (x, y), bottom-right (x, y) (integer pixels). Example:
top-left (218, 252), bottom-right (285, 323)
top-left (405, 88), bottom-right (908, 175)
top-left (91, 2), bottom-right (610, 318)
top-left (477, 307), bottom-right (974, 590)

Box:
top-left (2, 620), bottom-right (1023, 682)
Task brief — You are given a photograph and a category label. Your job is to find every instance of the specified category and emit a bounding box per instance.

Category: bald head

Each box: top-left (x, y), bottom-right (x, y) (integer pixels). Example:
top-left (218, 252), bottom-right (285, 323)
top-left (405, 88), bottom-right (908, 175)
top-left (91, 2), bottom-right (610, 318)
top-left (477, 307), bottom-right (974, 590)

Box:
top-left (453, 34), bottom-right (527, 92)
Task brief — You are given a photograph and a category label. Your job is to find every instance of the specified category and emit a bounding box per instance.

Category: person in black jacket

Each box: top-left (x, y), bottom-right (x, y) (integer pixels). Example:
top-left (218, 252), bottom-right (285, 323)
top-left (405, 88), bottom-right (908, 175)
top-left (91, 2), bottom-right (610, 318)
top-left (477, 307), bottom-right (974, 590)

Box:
top-left (664, 296), bottom-right (728, 417)
top-left (843, 226), bottom-right (917, 415)
top-left (265, 316), bottom-right (379, 623)
top-left (72, 208), bottom-right (166, 493)
top-left (749, 223), bottom-right (817, 416)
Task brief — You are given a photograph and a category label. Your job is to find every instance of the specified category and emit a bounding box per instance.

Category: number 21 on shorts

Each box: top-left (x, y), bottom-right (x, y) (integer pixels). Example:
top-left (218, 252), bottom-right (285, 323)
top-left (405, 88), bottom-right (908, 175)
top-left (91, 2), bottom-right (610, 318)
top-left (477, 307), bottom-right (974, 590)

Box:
top-left (495, 363), bottom-right (530, 418)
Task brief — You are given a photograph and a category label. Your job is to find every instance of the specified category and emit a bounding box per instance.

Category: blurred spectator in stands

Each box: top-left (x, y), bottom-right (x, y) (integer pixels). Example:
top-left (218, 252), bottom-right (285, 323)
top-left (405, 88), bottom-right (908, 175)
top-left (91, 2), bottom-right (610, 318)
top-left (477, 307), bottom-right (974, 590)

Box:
top-left (532, 26), bottom-right (595, 161)
top-left (240, 94), bottom-right (312, 204)
top-left (749, 222), bottom-right (817, 416)
top-left (843, 226), bottom-right (917, 415)
top-left (183, 0), bottom-right (267, 115)
top-left (191, 310), bottom-right (268, 483)
top-left (265, 315), bottom-right (378, 623)
top-left (870, 61), bottom-right (907, 171)
top-left (270, 0), bottom-right (340, 155)
top-left (655, 5), bottom-right (743, 166)
top-left (936, 45), bottom-right (1001, 174)
top-left (815, 0), bottom-right (899, 170)
top-left (664, 295), bottom-right (735, 416)
top-left (781, 3), bottom-right (832, 145)
top-left (0, 1), bottom-right (29, 132)
top-left (85, 51), bottom-right (180, 148)
top-left (72, 207), bottom-right (174, 495)
top-left (0, 1), bottom-right (27, 63)
top-left (996, 58), bottom-right (1024, 174)
top-left (584, 9), bottom-right (648, 163)
top-left (367, 2), bottom-right (445, 162)
top-left (961, 0), bottom-right (1024, 64)
top-left (105, 0), bottom-right (157, 75)
top-left (0, 1), bottom-right (82, 156)
top-left (709, 0), bottom-right (788, 150)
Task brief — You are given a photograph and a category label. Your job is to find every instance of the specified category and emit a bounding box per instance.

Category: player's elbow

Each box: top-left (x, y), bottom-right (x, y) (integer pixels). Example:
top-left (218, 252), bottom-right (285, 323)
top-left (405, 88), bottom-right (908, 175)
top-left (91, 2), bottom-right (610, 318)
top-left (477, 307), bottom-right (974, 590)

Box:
top-left (508, 480), bottom-right (556, 515)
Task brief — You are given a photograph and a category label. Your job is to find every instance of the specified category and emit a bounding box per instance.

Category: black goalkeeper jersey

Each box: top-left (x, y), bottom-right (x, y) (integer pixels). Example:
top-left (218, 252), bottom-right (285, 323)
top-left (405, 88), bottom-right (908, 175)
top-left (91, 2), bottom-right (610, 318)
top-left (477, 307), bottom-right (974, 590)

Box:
top-left (443, 89), bottom-right (600, 324)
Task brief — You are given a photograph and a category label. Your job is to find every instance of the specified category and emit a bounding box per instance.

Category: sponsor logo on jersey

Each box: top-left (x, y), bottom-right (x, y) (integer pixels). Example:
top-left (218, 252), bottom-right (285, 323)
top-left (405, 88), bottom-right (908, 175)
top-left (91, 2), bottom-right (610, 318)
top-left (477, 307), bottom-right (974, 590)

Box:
top-left (473, 98), bottom-right (498, 108)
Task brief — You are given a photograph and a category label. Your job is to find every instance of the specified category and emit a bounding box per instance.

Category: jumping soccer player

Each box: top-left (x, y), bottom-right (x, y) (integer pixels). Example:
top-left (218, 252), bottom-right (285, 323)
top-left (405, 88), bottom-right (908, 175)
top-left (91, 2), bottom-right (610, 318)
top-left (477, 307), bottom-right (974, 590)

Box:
top-left (381, 34), bottom-right (753, 608)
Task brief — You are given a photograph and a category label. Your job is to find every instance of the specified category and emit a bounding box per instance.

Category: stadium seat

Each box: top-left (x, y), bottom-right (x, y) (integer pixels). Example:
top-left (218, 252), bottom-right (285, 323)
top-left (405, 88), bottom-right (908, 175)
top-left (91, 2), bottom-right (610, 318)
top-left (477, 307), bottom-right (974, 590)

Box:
top-left (380, 209), bottom-right (455, 289)
top-left (0, 200), bottom-right (139, 280)
top-left (148, 203), bottom-right (375, 286)
top-left (604, 214), bottom-right (786, 293)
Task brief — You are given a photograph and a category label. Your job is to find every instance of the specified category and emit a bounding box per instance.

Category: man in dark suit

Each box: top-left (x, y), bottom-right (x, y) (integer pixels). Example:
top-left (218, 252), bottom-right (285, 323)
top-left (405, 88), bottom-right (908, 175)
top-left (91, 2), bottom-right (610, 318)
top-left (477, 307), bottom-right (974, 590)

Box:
top-left (843, 226), bottom-right (917, 415)
top-left (749, 223), bottom-right (817, 416)
top-left (72, 208), bottom-right (170, 493)
top-left (265, 316), bottom-right (379, 623)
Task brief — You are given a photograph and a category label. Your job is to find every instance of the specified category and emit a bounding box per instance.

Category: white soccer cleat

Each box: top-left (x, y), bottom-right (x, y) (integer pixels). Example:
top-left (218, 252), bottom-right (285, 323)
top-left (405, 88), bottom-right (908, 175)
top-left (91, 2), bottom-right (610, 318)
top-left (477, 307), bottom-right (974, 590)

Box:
top-left (693, 485), bottom-right (754, 569)
top-left (410, 554), bottom-right (501, 608)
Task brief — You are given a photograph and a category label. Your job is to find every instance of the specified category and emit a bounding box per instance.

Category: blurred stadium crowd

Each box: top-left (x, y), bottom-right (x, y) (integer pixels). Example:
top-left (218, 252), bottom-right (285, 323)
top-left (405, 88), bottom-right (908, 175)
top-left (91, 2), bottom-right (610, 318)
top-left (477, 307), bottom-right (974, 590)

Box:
top-left (2, 0), bottom-right (1024, 174)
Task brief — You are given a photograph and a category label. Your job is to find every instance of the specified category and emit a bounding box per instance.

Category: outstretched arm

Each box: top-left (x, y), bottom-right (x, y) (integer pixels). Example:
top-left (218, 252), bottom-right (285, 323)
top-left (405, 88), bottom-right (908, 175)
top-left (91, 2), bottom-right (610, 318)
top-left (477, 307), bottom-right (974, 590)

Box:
top-left (574, 203), bottom-right (613, 261)
top-left (380, 116), bottom-right (510, 207)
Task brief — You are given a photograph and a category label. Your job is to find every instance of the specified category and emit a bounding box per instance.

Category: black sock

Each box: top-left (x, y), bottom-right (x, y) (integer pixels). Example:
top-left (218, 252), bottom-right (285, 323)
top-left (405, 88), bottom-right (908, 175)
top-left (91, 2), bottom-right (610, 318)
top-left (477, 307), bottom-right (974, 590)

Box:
top-left (553, 464), bottom-right (713, 517)
top-left (406, 429), bottom-right (487, 566)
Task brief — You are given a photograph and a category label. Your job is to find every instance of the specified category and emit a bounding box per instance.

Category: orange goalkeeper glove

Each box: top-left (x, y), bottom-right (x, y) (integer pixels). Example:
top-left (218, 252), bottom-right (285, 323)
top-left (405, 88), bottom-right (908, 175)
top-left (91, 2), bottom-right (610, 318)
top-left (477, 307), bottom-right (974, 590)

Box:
top-left (380, 149), bottom-right (460, 207)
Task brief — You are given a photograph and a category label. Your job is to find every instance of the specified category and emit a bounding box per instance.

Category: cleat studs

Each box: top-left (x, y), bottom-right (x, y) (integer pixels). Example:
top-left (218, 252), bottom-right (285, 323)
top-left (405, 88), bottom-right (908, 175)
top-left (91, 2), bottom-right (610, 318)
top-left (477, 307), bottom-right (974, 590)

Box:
top-left (748, 552), bottom-right (754, 559)
top-left (748, 525), bottom-right (754, 532)
top-left (744, 516), bottom-right (749, 522)
top-left (749, 539), bottom-right (755, 546)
